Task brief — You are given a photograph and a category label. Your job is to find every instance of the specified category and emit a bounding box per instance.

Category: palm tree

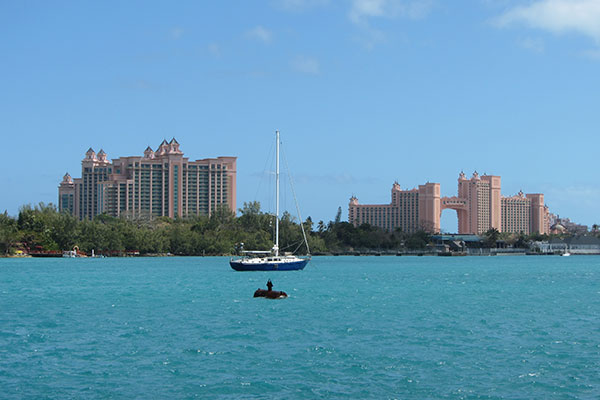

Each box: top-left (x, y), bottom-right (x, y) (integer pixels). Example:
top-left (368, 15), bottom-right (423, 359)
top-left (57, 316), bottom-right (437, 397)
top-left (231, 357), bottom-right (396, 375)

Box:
top-left (483, 228), bottom-right (500, 248)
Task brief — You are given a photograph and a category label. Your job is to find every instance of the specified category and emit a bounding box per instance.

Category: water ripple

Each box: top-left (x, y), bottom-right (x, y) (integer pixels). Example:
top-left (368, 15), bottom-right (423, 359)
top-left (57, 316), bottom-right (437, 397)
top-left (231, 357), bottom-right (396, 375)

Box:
top-left (1, 256), bottom-right (600, 398)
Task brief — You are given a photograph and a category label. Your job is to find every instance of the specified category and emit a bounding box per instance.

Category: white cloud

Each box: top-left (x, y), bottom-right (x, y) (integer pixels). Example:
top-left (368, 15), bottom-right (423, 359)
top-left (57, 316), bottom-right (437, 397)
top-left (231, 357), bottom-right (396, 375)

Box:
top-left (350, 0), bottom-right (387, 21)
top-left (496, 0), bottom-right (600, 43)
top-left (291, 55), bottom-right (320, 75)
top-left (246, 26), bottom-right (273, 43)
top-left (348, 0), bottom-right (433, 48)
top-left (349, 0), bottom-right (433, 24)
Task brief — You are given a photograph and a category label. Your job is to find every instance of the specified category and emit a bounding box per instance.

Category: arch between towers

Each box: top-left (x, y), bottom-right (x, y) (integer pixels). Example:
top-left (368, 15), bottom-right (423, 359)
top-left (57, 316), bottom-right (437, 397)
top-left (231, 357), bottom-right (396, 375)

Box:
top-left (440, 196), bottom-right (469, 234)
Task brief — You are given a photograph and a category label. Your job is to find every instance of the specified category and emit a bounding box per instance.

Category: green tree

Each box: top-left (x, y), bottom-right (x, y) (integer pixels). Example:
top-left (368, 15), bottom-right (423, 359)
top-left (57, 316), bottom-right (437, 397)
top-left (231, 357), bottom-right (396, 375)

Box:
top-left (210, 205), bottom-right (236, 231)
top-left (169, 221), bottom-right (194, 255)
top-left (238, 201), bottom-right (271, 232)
top-left (483, 228), bottom-right (500, 248)
top-left (0, 212), bottom-right (18, 255)
top-left (17, 203), bottom-right (60, 251)
top-left (334, 207), bottom-right (342, 224)
top-left (317, 220), bottom-right (325, 234)
top-left (405, 230), bottom-right (432, 250)
top-left (513, 232), bottom-right (529, 249)
top-left (51, 212), bottom-right (78, 250)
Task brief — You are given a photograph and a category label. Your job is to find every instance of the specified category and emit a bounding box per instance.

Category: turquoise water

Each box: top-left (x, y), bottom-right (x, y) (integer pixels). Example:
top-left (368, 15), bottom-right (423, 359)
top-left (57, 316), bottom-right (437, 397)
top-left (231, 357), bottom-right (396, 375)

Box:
top-left (1, 256), bottom-right (599, 399)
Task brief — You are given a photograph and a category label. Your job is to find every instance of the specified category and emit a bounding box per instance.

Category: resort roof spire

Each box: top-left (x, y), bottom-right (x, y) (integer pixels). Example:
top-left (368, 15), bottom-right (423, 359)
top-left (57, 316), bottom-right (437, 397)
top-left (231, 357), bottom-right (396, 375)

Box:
top-left (84, 147), bottom-right (97, 161)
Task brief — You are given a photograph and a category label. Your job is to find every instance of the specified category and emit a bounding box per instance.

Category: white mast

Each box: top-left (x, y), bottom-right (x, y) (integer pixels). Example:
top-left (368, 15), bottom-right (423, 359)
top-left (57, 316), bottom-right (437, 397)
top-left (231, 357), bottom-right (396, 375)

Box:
top-left (275, 130), bottom-right (280, 257)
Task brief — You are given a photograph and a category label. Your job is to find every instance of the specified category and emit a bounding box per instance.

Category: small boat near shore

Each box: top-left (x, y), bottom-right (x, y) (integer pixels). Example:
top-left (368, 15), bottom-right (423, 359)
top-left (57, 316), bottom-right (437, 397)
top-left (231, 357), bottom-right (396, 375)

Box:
top-left (230, 252), bottom-right (309, 271)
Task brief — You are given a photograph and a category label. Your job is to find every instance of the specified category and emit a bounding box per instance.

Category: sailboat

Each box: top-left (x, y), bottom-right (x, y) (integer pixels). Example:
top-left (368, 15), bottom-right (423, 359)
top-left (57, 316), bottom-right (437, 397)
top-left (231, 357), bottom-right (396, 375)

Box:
top-left (229, 130), bottom-right (311, 271)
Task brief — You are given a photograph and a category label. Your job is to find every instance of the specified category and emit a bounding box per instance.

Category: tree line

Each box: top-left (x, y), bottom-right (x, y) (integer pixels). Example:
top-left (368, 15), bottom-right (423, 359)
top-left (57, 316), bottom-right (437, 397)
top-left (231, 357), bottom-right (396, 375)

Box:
top-left (0, 203), bottom-right (437, 256)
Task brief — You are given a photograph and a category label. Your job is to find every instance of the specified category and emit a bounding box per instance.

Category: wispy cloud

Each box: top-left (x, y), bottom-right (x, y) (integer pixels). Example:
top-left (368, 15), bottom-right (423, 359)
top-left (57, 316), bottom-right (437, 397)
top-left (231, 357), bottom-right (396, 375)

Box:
top-left (290, 55), bottom-right (320, 74)
top-left (348, 0), bottom-right (433, 49)
top-left (350, 0), bottom-right (388, 23)
top-left (495, 0), bottom-right (600, 43)
top-left (349, 0), bottom-right (434, 24)
top-left (245, 26), bottom-right (273, 43)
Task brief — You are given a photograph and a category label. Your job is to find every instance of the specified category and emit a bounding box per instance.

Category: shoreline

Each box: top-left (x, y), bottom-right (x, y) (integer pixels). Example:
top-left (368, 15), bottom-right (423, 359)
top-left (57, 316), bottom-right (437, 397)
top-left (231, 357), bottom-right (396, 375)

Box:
top-left (2, 252), bottom-right (597, 258)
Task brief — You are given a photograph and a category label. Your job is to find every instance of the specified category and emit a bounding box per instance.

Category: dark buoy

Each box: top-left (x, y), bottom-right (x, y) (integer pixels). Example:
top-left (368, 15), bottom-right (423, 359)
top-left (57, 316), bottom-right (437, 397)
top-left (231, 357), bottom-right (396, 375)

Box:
top-left (254, 279), bottom-right (287, 299)
top-left (253, 289), bottom-right (287, 299)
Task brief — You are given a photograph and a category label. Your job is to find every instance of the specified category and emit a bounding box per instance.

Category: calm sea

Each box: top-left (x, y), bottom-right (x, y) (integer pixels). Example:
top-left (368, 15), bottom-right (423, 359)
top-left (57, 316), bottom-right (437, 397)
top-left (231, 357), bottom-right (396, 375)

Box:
top-left (1, 256), bottom-right (599, 399)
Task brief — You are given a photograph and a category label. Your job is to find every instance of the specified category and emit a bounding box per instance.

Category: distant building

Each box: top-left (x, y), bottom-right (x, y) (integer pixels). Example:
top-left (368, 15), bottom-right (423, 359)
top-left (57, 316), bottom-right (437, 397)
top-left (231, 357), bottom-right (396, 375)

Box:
top-left (496, 191), bottom-right (549, 235)
top-left (348, 182), bottom-right (440, 233)
top-left (59, 139), bottom-right (236, 220)
top-left (455, 172), bottom-right (501, 234)
top-left (501, 191), bottom-right (530, 234)
top-left (349, 171), bottom-right (550, 235)
top-left (535, 236), bottom-right (600, 254)
top-left (526, 193), bottom-right (549, 235)
top-left (550, 216), bottom-right (588, 235)
top-left (58, 173), bottom-right (76, 214)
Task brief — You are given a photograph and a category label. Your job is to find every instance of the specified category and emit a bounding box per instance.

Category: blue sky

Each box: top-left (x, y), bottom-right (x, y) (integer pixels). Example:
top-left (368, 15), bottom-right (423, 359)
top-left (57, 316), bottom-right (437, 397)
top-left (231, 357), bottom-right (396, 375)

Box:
top-left (1, 0), bottom-right (600, 231)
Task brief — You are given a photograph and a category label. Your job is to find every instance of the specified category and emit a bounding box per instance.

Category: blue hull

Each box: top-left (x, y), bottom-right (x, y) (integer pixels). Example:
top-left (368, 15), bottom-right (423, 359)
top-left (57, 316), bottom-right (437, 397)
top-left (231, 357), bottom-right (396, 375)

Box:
top-left (230, 259), bottom-right (309, 271)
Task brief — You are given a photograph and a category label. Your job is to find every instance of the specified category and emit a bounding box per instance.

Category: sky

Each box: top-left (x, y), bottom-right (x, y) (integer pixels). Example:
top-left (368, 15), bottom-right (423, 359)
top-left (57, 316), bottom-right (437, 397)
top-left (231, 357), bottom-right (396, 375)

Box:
top-left (1, 0), bottom-right (600, 232)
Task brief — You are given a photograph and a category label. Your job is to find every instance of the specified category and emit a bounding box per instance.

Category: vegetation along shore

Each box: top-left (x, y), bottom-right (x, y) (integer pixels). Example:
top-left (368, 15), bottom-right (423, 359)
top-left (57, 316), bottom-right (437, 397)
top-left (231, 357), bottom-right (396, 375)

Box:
top-left (1, 202), bottom-right (595, 257)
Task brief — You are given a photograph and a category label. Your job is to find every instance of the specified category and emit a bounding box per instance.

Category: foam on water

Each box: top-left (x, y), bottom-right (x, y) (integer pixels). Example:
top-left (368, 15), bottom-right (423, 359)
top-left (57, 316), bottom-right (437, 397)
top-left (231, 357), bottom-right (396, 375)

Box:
top-left (1, 256), bottom-right (600, 398)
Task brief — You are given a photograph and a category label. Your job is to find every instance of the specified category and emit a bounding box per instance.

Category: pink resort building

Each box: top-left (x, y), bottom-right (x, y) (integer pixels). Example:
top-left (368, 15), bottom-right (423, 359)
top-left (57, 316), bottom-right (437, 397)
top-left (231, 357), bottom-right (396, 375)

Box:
top-left (349, 171), bottom-right (550, 235)
top-left (59, 139), bottom-right (237, 220)
top-left (348, 182), bottom-right (440, 233)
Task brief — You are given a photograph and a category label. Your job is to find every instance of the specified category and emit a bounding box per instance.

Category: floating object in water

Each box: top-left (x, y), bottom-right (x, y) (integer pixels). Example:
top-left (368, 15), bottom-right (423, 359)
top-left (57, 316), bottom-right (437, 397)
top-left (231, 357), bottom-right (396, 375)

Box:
top-left (253, 289), bottom-right (288, 299)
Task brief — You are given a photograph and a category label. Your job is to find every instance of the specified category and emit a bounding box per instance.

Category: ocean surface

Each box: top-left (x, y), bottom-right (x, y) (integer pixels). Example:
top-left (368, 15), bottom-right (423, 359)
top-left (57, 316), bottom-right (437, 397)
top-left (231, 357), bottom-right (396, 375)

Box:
top-left (1, 255), bottom-right (599, 399)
